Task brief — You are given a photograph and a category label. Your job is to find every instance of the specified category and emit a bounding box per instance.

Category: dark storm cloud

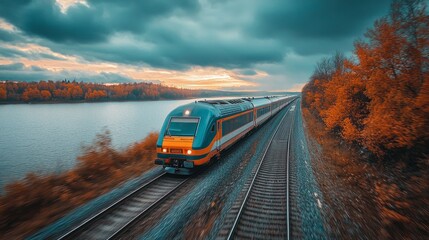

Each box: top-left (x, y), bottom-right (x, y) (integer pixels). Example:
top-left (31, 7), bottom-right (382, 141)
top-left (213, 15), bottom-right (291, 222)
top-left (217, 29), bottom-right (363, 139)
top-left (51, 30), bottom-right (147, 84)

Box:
top-left (0, 63), bottom-right (56, 81)
top-left (150, 34), bottom-right (284, 69)
top-left (0, 0), bottom-right (199, 43)
top-left (44, 28), bottom-right (285, 69)
top-left (0, 62), bottom-right (140, 83)
top-left (0, 0), bottom-right (390, 69)
top-left (0, 0), bottom-right (283, 69)
top-left (0, 46), bottom-right (27, 58)
top-left (249, 0), bottom-right (391, 55)
top-left (0, 45), bottom-right (65, 60)
top-left (0, 63), bottom-right (25, 71)
top-left (0, 29), bottom-right (23, 42)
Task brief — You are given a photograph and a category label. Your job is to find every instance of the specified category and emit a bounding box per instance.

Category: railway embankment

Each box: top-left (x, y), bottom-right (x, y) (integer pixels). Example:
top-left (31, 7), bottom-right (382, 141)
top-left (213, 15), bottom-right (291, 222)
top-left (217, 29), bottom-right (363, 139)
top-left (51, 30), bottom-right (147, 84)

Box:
top-left (302, 106), bottom-right (428, 239)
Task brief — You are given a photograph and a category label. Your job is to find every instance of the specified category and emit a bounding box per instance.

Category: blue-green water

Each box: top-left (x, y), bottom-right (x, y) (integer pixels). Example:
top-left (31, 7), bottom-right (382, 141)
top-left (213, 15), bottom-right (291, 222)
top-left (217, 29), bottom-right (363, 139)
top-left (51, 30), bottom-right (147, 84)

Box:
top-left (0, 99), bottom-right (202, 191)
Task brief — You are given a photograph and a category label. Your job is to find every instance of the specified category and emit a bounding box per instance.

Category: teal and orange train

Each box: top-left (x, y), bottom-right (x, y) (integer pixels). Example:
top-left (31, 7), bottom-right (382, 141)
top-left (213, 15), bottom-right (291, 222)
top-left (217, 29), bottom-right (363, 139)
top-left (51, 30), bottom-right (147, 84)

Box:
top-left (154, 96), bottom-right (296, 174)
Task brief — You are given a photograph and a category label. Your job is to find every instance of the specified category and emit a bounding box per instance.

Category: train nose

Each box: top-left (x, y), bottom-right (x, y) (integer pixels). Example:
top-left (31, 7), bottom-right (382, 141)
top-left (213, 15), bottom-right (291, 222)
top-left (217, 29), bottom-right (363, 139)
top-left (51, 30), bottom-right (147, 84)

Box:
top-left (161, 136), bottom-right (194, 154)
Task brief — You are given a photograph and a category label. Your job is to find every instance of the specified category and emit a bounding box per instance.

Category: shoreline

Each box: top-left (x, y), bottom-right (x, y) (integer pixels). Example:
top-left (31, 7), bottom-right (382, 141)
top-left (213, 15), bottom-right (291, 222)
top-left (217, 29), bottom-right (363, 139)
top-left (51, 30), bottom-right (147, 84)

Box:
top-left (0, 97), bottom-right (196, 105)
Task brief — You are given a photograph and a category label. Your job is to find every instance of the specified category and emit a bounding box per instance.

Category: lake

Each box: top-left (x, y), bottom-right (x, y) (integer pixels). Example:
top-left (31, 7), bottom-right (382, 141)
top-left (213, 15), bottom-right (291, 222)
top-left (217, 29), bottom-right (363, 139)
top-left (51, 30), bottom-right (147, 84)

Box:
top-left (0, 98), bottom-right (224, 191)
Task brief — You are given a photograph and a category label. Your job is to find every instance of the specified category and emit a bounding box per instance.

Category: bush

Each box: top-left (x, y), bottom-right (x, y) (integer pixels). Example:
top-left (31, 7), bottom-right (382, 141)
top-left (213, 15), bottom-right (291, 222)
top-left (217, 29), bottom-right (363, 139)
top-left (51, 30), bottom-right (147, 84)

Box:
top-left (0, 131), bottom-right (159, 239)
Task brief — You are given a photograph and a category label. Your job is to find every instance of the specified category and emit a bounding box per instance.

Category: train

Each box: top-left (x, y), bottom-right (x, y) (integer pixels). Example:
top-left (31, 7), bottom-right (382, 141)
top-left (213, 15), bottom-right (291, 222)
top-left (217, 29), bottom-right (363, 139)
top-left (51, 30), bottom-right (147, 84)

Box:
top-left (154, 95), bottom-right (297, 174)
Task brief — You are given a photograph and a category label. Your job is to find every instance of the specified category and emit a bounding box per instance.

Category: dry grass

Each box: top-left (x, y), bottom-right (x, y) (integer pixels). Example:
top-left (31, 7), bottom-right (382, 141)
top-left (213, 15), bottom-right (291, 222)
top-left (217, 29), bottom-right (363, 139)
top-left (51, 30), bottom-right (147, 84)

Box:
top-left (184, 196), bottom-right (224, 239)
top-left (0, 130), bottom-right (159, 239)
top-left (302, 107), bottom-right (429, 239)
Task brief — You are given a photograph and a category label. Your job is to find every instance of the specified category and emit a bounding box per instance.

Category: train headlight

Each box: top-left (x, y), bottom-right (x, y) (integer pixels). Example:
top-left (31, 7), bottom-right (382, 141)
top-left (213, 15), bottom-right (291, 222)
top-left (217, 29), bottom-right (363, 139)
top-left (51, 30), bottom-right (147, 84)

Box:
top-left (187, 150), bottom-right (192, 155)
top-left (184, 110), bottom-right (190, 115)
top-left (162, 148), bottom-right (168, 153)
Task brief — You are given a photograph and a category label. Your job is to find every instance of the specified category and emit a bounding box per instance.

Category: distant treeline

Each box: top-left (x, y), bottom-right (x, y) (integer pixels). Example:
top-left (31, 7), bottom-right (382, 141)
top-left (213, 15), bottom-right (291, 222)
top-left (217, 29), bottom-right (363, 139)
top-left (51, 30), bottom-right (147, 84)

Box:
top-left (0, 81), bottom-right (206, 103)
top-left (302, 0), bottom-right (428, 158)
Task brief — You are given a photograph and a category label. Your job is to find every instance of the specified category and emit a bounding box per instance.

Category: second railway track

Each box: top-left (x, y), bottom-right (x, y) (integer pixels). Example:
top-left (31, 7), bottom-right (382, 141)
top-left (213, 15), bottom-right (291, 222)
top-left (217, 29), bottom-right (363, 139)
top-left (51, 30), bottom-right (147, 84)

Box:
top-left (58, 173), bottom-right (188, 240)
top-left (224, 102), bottom-right (296, 240)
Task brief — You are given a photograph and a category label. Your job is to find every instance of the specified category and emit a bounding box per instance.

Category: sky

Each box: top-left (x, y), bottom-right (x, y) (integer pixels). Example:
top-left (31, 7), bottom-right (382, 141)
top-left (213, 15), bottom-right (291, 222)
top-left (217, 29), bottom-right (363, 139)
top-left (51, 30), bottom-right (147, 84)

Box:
top-left (0, 0), bottom-right (391, 91)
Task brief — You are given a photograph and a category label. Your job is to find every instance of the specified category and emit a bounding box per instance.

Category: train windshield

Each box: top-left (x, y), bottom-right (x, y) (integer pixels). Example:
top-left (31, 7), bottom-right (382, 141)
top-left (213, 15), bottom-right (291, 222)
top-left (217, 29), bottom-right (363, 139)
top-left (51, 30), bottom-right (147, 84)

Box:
top-left (166, 117), bottom-right (199, 136)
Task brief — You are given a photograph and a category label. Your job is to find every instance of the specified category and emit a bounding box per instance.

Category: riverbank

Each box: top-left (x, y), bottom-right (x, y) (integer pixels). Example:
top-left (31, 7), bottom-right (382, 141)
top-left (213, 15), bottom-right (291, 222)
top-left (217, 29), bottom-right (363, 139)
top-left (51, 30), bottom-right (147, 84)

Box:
top-left (0, 80), bottom-right (291, 105)
top-left (0, 81), bottom-right (202, 104)
top-left (0, 97), bottom-right (196, 105)
top-left (302, 107), bottom-right (429, 238)
top-left (0, 131), bottom-right (159, 239)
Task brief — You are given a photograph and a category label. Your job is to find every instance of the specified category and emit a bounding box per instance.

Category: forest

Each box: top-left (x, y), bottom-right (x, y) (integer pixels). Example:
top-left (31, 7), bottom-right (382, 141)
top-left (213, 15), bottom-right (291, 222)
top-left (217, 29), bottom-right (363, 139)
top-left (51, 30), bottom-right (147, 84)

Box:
top-left (0, 81), bottom-right (203, 103)
top-left (302, 0), bottom-right (428, 159)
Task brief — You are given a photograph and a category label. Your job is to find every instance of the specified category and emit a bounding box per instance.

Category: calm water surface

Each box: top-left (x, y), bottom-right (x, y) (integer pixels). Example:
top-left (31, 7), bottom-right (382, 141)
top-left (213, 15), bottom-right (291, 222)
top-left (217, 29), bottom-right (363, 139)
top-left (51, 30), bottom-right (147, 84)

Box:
top-left (0, 99), bottom-right (217, 191)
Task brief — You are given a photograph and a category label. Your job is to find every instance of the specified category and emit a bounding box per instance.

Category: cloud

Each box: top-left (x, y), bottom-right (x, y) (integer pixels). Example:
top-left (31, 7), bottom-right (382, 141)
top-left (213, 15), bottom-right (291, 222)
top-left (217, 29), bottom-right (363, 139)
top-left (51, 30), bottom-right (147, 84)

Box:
top-left (0, 44), bottom-right (66, 60)
top-left (0, 0), bottom-right (200, 43)
top-left (238, 69), bottom-right (258, 76)
top-left (0, 0), bottom-right (392, 90)
top-left (0, 62), bottom-right (139, 83)
top-left (0, 62), bottom-right (25, 71)
top-left (0, 46), bottom-right (27, 58)
top-left (286, 83), bottom-right (306, 92)
top-left (0, 62), bottom-right (57, 81)
top-left (0, 29), bottom-right (22, 42)
top-left (248, 0), bottom-right (391, 55)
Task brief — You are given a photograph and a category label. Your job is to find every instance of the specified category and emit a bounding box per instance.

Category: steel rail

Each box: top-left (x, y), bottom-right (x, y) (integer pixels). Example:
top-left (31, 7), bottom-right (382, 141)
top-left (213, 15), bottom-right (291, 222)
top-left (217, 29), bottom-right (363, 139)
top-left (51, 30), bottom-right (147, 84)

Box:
top-left (57, 172), bottom-right (187, 240)
top-left (106, 177), bottom-right (188, 239)
top-left (226, 102), bottom-right (295, 240)
top-left (286, 103), bottom-right (296, 240)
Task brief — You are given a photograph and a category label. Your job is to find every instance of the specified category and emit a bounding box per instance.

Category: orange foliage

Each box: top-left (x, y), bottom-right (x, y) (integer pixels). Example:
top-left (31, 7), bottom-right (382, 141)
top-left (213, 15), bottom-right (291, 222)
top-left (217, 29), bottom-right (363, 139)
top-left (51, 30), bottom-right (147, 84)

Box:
top-left (85, 89), bottom-right (107, 100)
top-left (303, 0), bottom-right (429, 157)
top-left (40, 90), bottom-right (51, 100)
top-left (0, 87), bottom-right (6, 100)
top-left (0, 80), bottom-right (201, 103)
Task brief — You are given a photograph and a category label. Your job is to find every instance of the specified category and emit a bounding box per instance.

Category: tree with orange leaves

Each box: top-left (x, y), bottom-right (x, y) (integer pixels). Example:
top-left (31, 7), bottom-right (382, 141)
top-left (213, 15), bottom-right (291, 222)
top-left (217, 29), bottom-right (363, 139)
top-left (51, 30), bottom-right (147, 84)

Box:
top-left (21, 88), bottom-right (42, 102)
top-left (40, 90), bottom-right (51, 100)
top-left (303, 0), bottom-right (428, 157)
top-left (0, 86), bottom-right (6, 100)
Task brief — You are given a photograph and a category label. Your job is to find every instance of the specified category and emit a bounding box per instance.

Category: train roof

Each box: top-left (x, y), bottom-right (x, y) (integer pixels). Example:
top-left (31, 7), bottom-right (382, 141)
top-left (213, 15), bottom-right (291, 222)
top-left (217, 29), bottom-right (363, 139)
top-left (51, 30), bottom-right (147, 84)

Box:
top-left (167, 95), bottom-right (292, 120)
top-left (243, 97), bottom-right (272, 108)
top-left (198, 98), bottom-right (253, 117)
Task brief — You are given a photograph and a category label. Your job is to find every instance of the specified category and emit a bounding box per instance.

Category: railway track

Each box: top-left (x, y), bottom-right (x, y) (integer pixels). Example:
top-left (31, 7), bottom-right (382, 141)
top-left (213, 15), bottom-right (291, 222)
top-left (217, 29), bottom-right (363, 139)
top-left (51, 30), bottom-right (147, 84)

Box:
top-left (223, 102), bottom-right (296, 240)
top-left (58, 173), bottom-right (188, 240)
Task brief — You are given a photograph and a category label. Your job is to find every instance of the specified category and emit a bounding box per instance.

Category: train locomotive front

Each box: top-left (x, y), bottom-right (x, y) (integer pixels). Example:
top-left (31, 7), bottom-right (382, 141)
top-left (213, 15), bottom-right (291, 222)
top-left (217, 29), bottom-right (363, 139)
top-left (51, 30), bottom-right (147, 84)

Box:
top-left (154, 102), bottom-right (220, 174)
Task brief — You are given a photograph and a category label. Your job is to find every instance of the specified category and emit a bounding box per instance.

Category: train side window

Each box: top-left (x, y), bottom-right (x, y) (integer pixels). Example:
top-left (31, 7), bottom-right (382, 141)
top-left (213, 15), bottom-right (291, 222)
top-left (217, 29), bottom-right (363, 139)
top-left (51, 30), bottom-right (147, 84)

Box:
top-left (211, 124), bottom-right (215, 132)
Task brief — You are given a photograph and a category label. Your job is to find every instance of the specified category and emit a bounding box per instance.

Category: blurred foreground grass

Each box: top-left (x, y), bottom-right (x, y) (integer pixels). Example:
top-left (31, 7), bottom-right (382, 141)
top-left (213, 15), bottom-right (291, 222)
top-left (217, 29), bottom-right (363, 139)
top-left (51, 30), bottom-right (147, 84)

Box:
top-left (0, 130), bottom-right (158, 239)
top-left (303, 107), bottom-right (429, 238)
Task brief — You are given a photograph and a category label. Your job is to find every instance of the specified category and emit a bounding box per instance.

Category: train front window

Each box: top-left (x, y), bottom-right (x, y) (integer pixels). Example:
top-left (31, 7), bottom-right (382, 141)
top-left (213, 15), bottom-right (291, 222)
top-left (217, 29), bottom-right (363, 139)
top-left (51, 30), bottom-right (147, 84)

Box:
top-left (166, 117), bottom-right (199, 136)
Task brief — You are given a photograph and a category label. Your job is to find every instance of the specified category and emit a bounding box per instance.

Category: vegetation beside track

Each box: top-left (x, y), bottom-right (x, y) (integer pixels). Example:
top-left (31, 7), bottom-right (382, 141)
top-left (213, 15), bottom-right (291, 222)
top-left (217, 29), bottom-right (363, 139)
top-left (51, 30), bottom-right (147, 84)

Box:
top-left (302, 1), bottom-right (429, 237)
top-left (0, 130), bottom-right (158, 239)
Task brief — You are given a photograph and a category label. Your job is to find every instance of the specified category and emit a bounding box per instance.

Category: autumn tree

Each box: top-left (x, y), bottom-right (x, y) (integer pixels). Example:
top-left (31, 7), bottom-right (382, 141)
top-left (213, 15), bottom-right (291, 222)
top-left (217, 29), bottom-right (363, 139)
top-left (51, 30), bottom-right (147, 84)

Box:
top-left (0, 86), bottom-right (6, 100)
top-left (40, 90), bottom-right (52, 100)
top-left (356, 0), bottom-right (428, 155)
top-left (0, 80), bottom-right (201, 103)
top-left (21, 88), bottom-right (41, 102)
top-left (68, 85), bottom-right (83, 99)
top-left (303, 0), bottom-right (428, 158)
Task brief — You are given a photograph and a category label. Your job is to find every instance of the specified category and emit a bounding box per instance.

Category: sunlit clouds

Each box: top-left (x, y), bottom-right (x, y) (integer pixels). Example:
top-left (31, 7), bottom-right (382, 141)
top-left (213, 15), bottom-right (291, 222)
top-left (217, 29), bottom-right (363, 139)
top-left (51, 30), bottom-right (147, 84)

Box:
top-left (0, 18), bottom-right (15, 32)
top-left (56, 0), bottom-right (89, 13)
top-left (0, 15), bottom-right (260, 89)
